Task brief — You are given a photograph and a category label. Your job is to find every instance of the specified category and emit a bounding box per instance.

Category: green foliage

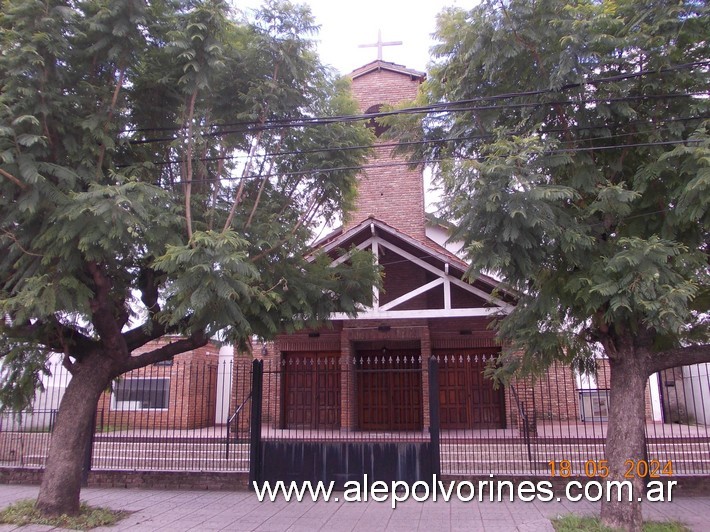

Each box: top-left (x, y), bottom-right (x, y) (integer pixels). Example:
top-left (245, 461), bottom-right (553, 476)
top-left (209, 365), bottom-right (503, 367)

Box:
top-left (0, 338), bottom-right (49, 412)
top-left (0, 0), bottom-right (377, 407)
top-left (0, 499), bottom-right (128, 529)
top-left (551, 515), bottom-right (689, 532)
top-left (408, 0), bottom-right (710, 373)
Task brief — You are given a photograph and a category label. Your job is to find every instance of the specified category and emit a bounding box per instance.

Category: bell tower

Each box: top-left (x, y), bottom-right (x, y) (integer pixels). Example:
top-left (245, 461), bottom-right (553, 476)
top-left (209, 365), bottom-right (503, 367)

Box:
top-left (345, 61), bottom-right (426, 240)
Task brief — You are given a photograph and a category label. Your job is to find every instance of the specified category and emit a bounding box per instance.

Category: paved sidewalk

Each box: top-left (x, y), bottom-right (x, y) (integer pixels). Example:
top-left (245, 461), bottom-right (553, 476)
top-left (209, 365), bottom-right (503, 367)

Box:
top-left (0, 485), bottom-right (709, 531)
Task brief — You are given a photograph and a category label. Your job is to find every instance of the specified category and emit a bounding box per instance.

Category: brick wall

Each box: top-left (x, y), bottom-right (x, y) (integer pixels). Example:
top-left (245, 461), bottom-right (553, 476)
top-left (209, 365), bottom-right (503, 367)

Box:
top-left (259, 318), bottom-right (661, 434)
top-left (97, 338), bottom-right (220, 431)
top-left (267, 318), bottom-right (504, 431)
top-left (345, 67), bottom-right (426, 239)
top-left (230, 354), bottom-right (255, 435)
top-left (506, 359), bottom-right (655, 429)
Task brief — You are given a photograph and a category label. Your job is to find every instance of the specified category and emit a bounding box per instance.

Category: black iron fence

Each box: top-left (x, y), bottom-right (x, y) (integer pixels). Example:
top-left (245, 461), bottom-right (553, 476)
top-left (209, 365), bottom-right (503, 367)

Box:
top-left (250, 355), bottom-right (439, 488)
top-left (0, 357), bottom-right (252, 472)
top-left (0, 354), bottom-right (708, 478)
top-left (258, 352), bottom-right (431, 441)
top-left (440, 359), bottom-right (710, 476)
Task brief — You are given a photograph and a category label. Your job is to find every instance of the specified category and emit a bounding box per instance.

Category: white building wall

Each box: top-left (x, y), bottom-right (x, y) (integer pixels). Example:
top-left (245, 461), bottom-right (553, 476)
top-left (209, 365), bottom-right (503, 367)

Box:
top-left (215, 345), bottom-right (234, 424)
top-left (683, 363), bottom-right (710, 426)
top-left (649, 372), bottom-right (664, 422)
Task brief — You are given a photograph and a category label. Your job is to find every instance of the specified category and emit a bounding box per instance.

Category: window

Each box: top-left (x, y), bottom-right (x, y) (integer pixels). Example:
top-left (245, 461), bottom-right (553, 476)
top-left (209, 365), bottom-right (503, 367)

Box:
top-left (365, 104), bottom-right (389, 137)
top-left (113, 378), bottom-right (170, 410)
top-left (578, 389), bottom-right (610, 421)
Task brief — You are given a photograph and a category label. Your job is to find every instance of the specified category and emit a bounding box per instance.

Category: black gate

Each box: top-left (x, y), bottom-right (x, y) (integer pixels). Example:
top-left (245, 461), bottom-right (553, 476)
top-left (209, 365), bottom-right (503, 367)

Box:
top-left (249, 357), bottom-right (441, 489)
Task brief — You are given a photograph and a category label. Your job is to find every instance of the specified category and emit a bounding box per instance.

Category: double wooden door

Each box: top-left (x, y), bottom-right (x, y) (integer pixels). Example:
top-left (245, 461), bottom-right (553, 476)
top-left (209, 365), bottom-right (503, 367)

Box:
top-left (282, 352), bottom-right (341, 429)
top-left (437, 349), bottom-right (505, 429)
top-left (356, 350), bottom-right (423, 431)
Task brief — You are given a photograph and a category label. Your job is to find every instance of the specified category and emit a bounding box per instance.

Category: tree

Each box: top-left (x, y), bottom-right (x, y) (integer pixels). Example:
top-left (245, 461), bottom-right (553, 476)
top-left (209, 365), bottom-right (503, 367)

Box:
top-left (0, 0), bottom-right (377, 516)
top-left (398, 0), bottom-right (709, 529)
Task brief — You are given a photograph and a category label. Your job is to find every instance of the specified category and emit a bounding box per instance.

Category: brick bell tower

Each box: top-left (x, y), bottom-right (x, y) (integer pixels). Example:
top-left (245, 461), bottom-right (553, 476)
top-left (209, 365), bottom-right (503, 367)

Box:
top-left (345, 61), bottom-right (427, 240)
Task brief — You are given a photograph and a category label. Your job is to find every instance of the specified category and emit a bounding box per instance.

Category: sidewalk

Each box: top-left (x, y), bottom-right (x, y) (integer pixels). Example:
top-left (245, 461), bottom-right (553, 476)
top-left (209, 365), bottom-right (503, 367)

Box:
top-left (0, 484), bottom-right (709, 531)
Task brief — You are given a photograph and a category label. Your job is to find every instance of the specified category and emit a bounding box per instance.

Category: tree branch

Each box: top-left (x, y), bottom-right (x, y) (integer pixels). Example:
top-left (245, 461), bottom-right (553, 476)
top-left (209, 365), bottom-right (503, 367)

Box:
top-left (1, 228), bottom-right (42, 257)
top-left (207, 145), bottom-right (226, 231)
top-left (223, 61), bottom-right (281, 233)
top-left (2, 317), bottom-right (97, 359)
top-left (249, 195), bottom-right (321, 263)
top-left (86, 261), bottom-right (128, 360)
top-left (222, 127), bottom-right (265, 232)
top-left (647, 344), bottom-right (710, 374)
top-left (96, 65), bottom-right (126, 175)
top-left (122, 320), bottom-right (167, 352)
top-left (246, 131), bottom-right (284, 229)
top-left (137, 264), bottom-right (161, 314)
top-left (62, 353), bottom-right (75, 374)
top-left (0, 168), bottom-right (28, 190)
top-left (183, 89), bottom-right (199, 242)
top-left (121, 331), bottom-right (208, 371)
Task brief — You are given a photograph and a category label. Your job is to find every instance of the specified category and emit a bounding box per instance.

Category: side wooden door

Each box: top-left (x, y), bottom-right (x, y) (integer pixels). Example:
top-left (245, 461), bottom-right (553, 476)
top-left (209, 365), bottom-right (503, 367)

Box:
top-left (283, 352), bottom-right (341, 429)
top-left (437, 349), bottom-right (505, 429)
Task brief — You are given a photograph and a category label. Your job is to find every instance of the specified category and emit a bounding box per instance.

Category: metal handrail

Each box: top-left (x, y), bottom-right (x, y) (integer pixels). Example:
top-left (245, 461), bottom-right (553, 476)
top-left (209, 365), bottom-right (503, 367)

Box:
top-left (509, 384), bottom-right (533, 465)
top-left (225, 392), bottom-right (251, 460)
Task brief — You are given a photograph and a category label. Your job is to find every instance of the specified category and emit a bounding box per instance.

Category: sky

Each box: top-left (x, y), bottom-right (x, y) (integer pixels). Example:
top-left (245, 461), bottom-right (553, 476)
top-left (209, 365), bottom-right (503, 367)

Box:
top-left (233, 0), bottom-right (480, 215)
top-left (237, 0), bottom-right (478, 75)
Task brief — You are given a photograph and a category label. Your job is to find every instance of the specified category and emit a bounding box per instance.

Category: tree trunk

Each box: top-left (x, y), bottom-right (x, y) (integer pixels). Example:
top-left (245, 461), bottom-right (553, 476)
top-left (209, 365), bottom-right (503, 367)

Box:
top-left (35, 355), bottom-right (114, 516)
top-left (600, 351), bottom-right (649, 532)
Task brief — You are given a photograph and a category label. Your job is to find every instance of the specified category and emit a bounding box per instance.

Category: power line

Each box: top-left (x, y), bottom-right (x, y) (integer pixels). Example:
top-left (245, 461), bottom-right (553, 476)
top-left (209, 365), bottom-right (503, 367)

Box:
top-left (148, 138), bottom-right (705, 187)
top-left (127, 60), bottom-right (710, 135)
top-left (128, 90), bottom-right (709, 146)
top-left (120, 114), bottom-right (710, 169)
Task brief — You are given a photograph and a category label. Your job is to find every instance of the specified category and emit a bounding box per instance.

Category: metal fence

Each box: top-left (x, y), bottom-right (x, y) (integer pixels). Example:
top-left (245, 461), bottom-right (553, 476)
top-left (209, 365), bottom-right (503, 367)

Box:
top-left (0, 355), bottom-right (708, 478)
top-left (0, 357), bottom-right (253, 472)
top-left (259, 352), bottom-right (431, 442)
top-left (441, 359), bottom-right (710, 476)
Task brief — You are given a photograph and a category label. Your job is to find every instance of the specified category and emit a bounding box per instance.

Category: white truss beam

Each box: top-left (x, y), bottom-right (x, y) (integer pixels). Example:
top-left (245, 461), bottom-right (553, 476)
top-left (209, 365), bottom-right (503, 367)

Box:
top-left (319, 223), bottom-right (513, 321)
top-left (330, 307), bottom-right (509, 320)
top-left (374, 237), bottom-right (513, 310)
top-left (379, 278), bottom-right (444, 311)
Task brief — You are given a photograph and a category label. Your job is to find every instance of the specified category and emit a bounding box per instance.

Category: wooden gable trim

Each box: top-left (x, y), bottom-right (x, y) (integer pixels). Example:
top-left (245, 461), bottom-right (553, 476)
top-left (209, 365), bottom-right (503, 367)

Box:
top-left (375, 237), bottom-right (512, 311)
top-left (316, 220), bottom-right (513, 321)
top-left (350, 60), bottom-right (426, 81)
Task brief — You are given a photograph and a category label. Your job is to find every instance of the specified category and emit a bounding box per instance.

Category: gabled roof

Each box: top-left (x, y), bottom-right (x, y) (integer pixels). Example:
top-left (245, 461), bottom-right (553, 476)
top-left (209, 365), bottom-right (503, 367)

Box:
top-left (349, 60), bottom-right (426, 81)
top-left (310, 217), bottom-right (515, 321)
top-left (311, 217), bottom-right (464, 266)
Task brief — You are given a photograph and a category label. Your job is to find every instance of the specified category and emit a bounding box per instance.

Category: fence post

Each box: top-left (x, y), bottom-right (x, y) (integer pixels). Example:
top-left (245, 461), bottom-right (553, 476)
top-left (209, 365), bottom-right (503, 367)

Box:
top-left (248, 359), bottom-right (263, 487)
top-left (81, 409), bottom-right (97, 486)
top-left (428, 356), bottom-right (441, 478)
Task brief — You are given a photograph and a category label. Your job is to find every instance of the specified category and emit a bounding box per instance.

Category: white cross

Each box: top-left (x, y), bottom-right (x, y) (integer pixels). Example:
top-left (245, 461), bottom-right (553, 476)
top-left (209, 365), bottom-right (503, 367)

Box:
top-left (358, 30), bottom-right (402, 61)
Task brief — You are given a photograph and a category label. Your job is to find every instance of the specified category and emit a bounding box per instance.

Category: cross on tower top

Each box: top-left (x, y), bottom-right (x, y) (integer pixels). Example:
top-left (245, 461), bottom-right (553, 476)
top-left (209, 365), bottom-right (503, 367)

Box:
top-left (358, 30), bottom-right (402, 61)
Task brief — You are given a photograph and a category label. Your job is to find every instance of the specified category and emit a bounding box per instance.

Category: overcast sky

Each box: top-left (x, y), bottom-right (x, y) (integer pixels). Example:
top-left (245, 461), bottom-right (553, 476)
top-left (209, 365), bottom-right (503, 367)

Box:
top-left (236, 0), bottom-right (478, 75)
top-left (234, 0), bottom-right (480, 215)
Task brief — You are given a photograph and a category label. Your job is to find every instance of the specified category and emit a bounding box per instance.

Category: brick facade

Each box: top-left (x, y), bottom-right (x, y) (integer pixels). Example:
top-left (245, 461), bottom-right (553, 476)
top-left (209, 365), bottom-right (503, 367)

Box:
top-left (96, 338), bottom-right (220, 430)
top-left (344, 63), bottom-right (427, 239)
top-left (244, 60), bottom-right (660, 437)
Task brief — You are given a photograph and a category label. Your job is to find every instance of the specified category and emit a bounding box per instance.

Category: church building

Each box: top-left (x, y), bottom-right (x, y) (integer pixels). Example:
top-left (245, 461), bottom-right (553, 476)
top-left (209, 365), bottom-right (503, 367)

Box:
top-left (261, 59), bottom-right (517, 433)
